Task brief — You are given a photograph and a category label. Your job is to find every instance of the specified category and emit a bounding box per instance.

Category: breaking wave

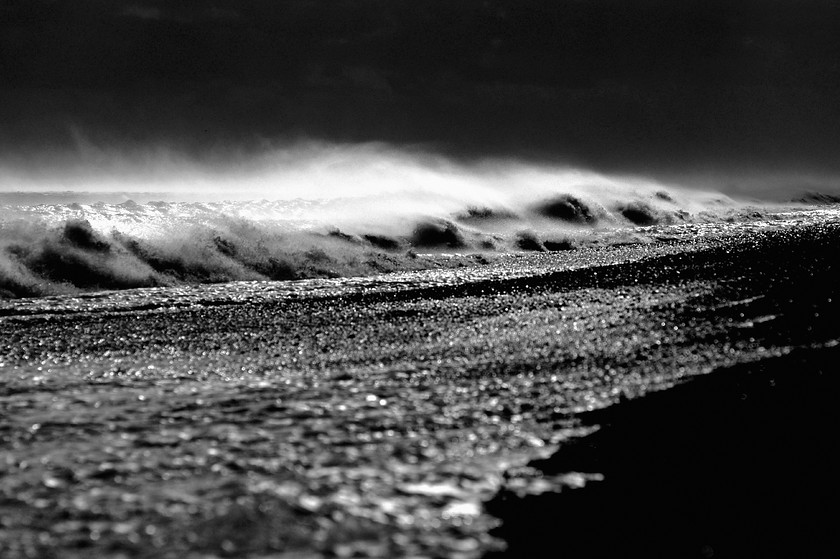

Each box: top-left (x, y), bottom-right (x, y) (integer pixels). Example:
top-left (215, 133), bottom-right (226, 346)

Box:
top-left (0, 195), bottom-right (781, 299)
top-left (0, 146), bottom-right (804, 298)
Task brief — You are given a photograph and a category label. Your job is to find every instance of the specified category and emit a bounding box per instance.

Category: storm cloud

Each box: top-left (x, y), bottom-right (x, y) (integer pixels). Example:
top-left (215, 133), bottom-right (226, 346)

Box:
top-left (2, 0), bottom-right (840, 179)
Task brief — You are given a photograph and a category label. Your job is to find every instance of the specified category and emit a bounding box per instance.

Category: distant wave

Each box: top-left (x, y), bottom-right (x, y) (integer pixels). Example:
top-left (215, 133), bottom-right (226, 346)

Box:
top-left (0, 187), bottom-right (789, 299)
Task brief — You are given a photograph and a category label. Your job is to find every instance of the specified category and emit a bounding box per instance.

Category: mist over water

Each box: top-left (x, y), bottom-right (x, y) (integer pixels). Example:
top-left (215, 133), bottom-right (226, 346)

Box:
top-left (0, 142), bottom-right (831, 298)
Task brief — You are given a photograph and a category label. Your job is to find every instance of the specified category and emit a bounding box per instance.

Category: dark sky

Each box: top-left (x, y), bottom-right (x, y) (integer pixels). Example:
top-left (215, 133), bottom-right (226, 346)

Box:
top-left (2, 0), bottom-right (840, 177)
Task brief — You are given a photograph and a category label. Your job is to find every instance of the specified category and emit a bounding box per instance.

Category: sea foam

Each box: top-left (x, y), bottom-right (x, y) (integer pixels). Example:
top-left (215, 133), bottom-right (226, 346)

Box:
top-left (0, 145), bottom-right (789, 298)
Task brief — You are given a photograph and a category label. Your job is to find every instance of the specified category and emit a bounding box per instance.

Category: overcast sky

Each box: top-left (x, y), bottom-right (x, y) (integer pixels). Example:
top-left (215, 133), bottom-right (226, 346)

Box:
top-left (2, 0), bottom-right (840, 183)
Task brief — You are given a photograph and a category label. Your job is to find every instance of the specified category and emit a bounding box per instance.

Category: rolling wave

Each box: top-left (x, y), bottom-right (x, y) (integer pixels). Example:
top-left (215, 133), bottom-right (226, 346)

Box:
top-left (1, 145), bottom-right (804, 298)
top-left (0, 190), bottom-right (780, 299)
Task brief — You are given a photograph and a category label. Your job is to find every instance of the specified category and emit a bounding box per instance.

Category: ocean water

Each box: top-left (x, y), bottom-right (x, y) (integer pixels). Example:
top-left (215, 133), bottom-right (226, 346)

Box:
top-left (3, 142), bottom-right (832, 299)
top-left (2, 206), bottom-right (839, 558)
top-left (0, 174), bottom-right (803, 300)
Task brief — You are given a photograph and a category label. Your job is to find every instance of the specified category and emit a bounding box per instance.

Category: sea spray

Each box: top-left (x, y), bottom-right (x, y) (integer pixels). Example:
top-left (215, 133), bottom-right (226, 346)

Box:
top-left (0, 144), bottom-right (784, 298)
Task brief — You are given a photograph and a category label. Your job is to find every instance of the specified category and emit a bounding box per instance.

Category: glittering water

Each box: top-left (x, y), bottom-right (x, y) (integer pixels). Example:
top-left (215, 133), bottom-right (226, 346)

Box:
top-left (1, 207), bottom-right (838, 558)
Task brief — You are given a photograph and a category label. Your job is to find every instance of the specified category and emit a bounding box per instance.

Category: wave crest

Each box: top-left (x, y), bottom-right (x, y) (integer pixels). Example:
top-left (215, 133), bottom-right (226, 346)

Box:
top-left (0, 179), bottom-right (770, 298)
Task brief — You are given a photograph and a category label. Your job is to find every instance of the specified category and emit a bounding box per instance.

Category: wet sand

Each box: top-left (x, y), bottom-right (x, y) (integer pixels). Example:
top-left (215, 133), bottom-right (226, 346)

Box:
top-left (487, 345), bottom-right (840, 559)
top-left (1, 209), bottom-right (839, 558)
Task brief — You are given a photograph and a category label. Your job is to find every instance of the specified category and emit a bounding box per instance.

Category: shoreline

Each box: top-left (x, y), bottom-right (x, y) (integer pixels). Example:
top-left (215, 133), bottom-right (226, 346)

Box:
top-left (488, 344), bottom-right (840, 558)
